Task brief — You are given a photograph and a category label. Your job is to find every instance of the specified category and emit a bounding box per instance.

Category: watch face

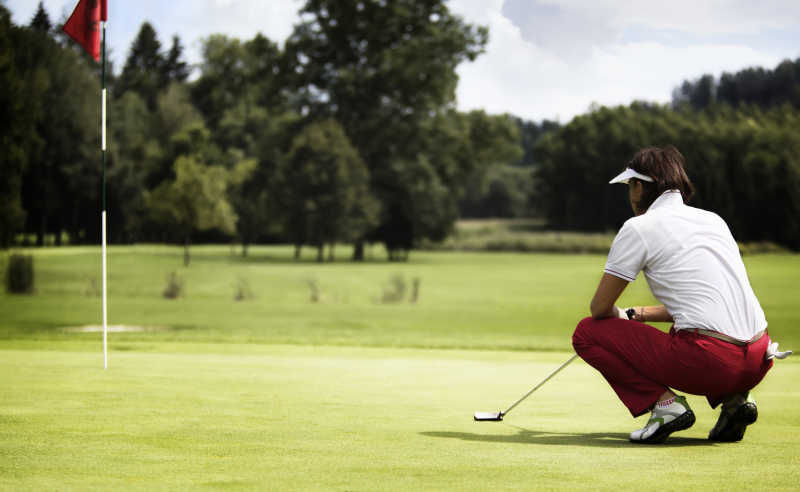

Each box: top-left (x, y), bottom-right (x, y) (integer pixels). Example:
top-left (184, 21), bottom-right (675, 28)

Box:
top-left (626, 308), bottom-right (636, 320)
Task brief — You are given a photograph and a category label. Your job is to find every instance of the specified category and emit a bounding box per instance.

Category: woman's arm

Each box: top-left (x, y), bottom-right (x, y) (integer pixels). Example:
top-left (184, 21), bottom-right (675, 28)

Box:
top-left (590, 273), bottom-right (630, 319)
top-left (589, 273), bottom-right (675, 322)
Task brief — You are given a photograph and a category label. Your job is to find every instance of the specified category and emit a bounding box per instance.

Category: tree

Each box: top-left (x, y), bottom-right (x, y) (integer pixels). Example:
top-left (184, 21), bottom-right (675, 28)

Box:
top-left (191, 35), bottom-right (247, 134)
top-left (0, 6), bottom-right (29, 247)
top-left (277, 119), bottom-right (379, 261)
top-left (106, 91), bottom-right (157, 242)
top-left (232, 111), bottom-right (300, 256)
top-left (533, 101), bottom-right (800, 250)
top-left (190, 32), bottom-right (294, 255)
top-left (117, 22), bottom-right (164, 109)
top-left (145, 155), bottom-right (240, 266)
top-left (405, 110), bottom-right (522, 244)
top-left (161, 35), bottom-right (190, 85)
top-left (460, 164), bottom-right (534, 218)
top-left (192, 33), bottom-right (286, 141)
top-left (29, 2), bottom-right (51, 33)
top-left (284, 0), bottom-right (488, 259)
top-left (675, 59), bottom-right (800, 110)
top-left (11, 12), bottom-right (99, 246)
top-left (513, 117), bottom-right (560, 167)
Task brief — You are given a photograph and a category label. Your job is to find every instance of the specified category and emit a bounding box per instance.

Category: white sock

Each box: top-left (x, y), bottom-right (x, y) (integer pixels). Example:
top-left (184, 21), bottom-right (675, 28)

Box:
top-left (656, 397), bottom-right (676, 408)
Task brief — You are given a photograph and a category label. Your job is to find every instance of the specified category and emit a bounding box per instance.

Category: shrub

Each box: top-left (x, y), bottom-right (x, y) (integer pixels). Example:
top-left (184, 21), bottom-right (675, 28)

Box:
top-left (307, 277), bottom-right (321, 303)
top-left (410, 277), bottom-right (421, 304)
top-left (381, 274), bottom-right (407, 303)
top-left (5, 254), bottom-right (34, 294)
top-left (234, 277), bottom-right (253, 301)
top-left (162, 271), bottom-right (184, 299)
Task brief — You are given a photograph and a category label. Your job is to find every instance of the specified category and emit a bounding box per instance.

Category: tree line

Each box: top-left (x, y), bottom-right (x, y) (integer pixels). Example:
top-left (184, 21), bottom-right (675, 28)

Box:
top-left (0, 1), bottom-right (529, 262)
top-left (2, 2), bottom-right (799, 257)
top-left (535, 100), bottom-right (800, 249)
top-left (673, 58), bottom-right (800, 111)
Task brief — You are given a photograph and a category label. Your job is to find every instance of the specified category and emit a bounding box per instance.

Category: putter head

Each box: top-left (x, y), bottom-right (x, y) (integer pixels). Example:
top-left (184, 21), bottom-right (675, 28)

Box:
top-left (474, 411), bottom-right (504, 421)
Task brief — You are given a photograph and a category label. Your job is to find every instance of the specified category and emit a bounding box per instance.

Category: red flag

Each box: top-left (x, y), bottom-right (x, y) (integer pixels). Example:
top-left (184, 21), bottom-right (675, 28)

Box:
top-left (62, 0), bottom-right (106, 62)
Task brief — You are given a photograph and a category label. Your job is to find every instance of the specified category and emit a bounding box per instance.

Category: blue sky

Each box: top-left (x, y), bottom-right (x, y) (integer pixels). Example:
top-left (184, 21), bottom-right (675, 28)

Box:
top-left (5, 0), bottom-right (799, 122)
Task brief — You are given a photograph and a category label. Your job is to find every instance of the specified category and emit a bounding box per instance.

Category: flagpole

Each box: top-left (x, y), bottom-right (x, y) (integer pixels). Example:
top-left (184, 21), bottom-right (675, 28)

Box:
top-left (101, 19), bottom-right (108, 370)
top-left (62, 0), bottom-right (109, 369)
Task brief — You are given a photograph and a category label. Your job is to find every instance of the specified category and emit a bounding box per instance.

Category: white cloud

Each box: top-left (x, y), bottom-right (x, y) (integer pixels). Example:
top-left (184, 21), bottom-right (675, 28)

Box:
top-left (450, 0), bottom-right (798, 121)
top-left (6, 0), bottom-right (799, 123)
top-left (156, 0), bottom-right (301, 72)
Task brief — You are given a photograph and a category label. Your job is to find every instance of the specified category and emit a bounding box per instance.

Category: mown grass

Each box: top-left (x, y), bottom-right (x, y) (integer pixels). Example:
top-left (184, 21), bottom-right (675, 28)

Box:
top-left (1, 346), bottom-right (798, 491)
top-left (1, 245), bottom-right (799, 490)
top-left (1, 244), bottom-right (798, 351)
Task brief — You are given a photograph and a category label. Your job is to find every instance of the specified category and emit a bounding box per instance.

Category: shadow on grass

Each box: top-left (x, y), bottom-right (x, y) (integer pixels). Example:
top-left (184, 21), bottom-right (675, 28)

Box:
top-left (421, 426), bottom-right (712, 448)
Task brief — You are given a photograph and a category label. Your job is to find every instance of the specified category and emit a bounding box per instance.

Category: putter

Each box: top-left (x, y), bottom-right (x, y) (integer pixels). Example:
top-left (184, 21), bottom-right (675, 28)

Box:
top-left (474, 354), bottom-right (579, 421)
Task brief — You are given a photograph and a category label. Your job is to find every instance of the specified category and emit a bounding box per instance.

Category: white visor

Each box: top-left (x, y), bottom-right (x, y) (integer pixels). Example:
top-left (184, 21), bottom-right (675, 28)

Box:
top-left (609, 168), bottom-right (654, 184)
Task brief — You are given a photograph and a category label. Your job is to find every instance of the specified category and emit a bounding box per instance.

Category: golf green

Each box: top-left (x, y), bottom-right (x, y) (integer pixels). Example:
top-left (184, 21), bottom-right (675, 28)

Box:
top-left (1, 345), bottom-right (797, 490)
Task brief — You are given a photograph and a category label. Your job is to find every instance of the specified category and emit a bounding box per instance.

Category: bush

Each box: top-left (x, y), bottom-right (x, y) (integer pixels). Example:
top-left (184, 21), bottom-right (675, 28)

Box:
top-left (5, 254), bottom-right (34, 294)
top-left (162, 271), bottom-right (184, 299)
top-left (381, 274), bottom-right (407, 303)
top-left (233, 276), bottom-right (253, 301)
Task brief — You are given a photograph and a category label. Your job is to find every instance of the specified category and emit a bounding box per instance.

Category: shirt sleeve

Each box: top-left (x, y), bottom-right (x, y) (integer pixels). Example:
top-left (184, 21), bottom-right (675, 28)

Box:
top-left (604, 220), bottom-right (647, 282)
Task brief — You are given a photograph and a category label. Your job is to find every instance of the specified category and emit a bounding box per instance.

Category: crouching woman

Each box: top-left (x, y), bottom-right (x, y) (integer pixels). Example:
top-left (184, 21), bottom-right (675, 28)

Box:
top-left (572, 145), bottom-right (790, 444)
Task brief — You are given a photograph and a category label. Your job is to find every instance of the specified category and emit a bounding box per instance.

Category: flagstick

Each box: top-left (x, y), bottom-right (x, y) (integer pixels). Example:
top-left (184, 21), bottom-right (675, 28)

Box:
top-left (101, 20), bottom-right (108, 369)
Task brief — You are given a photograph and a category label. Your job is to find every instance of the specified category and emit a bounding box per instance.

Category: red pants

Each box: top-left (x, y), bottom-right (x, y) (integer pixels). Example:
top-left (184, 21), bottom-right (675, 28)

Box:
top-left (572, 317), bottom-right (773, 417)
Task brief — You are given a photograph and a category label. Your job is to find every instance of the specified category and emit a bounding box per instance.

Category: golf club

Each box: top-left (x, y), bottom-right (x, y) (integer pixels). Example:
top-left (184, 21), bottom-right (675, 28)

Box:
top-left (474, 353), bottom-right (579, 421)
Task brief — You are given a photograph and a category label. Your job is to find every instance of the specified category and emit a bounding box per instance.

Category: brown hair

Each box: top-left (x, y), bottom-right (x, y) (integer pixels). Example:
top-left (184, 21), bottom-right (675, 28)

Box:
top-left (627, 145), bottom-right (694, 211)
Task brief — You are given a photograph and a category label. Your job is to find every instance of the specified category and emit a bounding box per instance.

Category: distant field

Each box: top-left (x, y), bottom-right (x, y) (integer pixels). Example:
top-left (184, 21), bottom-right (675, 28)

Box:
top-left (423, 219), bottom-right (790, 255)
top-left (1, 245), bottom-right (799, 351)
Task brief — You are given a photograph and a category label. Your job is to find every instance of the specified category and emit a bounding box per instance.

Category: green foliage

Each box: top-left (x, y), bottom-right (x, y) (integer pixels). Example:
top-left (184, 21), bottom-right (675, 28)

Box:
top-left (513, 117), bottom-right (561, 166)
top-left (0, 7), bottom-right (28, 247)
top-left (162, 35), bottom-right (190, 84)
top-left (29, 2), bottom-right (51, 33)
top-left (4, 253), bottom-right (34, 294)
top-left (278, 119), bottom-right (379, 260)
top-left (145, 155), bottom-right (242, 265)
top-left (285, 0), bottom-right (489, 257)
top-left (534, 103), bottom-right (800, 249)
top-left (461, 164), bottom-right (534, 218)
top-left (5, 4), bottom-right (800, 256)
top-left (116, 22), bottom-right (165, 109)
top-left (674, 58), bottom-right (800, 110)
top-left (11, 13), bottom-right (99, 246)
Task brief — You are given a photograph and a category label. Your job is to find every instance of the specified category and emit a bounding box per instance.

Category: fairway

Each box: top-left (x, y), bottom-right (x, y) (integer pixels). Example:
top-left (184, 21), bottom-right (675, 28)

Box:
top-left (1, 346), bottom-right (798, 491)
top-left (1, 246), bottom-right (799, 490)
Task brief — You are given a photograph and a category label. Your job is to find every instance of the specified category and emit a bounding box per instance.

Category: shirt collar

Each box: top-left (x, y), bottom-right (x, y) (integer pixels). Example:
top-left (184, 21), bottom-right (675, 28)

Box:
top-left (647, 190), bottom-right (683, 212)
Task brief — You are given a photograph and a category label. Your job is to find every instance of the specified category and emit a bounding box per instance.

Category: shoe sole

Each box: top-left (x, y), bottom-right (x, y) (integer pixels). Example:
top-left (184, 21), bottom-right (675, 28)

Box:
top-left (630, 410), bottom-right (696, 444)
top-left (709, 402), bottom-right (758, 442)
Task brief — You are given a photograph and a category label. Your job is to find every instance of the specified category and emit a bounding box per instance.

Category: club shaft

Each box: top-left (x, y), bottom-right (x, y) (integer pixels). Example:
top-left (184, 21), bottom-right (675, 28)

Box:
top-left (502, 354), bottom-right (579, 416)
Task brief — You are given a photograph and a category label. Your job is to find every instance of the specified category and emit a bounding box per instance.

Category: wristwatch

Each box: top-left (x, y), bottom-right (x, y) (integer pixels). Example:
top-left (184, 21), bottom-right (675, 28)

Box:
top-left (625, 308), bottom-right (636, 320)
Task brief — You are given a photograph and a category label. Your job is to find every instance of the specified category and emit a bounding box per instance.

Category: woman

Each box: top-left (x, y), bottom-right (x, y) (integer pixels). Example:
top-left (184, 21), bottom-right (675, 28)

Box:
top-left (572, 145), bottom-right (790, 444)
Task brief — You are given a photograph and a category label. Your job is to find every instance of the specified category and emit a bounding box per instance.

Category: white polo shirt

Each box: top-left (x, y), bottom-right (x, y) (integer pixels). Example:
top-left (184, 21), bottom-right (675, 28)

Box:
top-left (604, 190), bottom-right (767, 341)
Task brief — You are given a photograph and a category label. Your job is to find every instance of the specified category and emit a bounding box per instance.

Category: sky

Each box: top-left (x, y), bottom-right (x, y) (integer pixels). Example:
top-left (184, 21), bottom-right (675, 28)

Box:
top-left (5, 0), bottom-right (800, 122)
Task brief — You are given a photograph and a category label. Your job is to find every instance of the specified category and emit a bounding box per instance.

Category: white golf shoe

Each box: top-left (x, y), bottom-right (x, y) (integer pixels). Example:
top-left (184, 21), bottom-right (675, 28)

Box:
top-left (629, 395), bottom-right (695, 444)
